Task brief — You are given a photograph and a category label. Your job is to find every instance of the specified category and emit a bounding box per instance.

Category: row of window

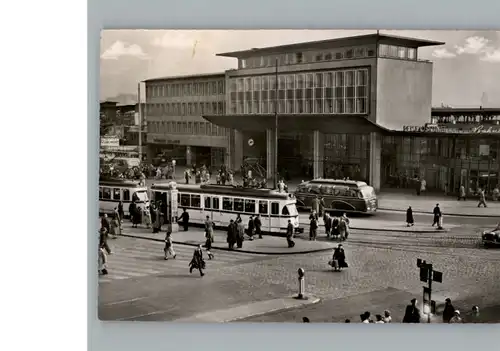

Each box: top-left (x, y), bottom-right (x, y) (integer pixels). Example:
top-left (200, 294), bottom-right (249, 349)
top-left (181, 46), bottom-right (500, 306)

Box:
top-left (148, 121), bottom-right (229, 137)
top-left (230, 70), bottom-right (368, 92)
top-left (228, 69), bottom-right (369, 115)
top-left (147, 101), bottom-right (226, 116)
top-left (240, 46), bottom-right (377, 69)
top-left (98, 187), bottom-right (143, 202)
top-left (229, 98), bottom-right (368, 115)
top-left (147, 80), bottom-right (225, 98)
top-left (379, 45), bottom-right (417, 60)
top-left (179, 193), bottom-right (284, 215)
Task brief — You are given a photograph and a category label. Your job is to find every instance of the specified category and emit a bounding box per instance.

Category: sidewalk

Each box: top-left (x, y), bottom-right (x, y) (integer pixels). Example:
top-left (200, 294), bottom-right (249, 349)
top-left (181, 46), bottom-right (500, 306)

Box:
top-left (378, 191), bottom-right (500, 218)
top-left (120, 225), bottom-right (336, 255)
top-left (173, 296), bottom-right (320, 323)
top-left (348, 218), bottom-right (455, 233)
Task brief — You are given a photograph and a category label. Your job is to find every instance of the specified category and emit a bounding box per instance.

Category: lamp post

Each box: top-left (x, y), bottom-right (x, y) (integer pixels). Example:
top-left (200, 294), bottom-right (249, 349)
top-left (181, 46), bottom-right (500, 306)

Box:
top-left (172, 159), bottom-right (176, 180)
top-left (273, 58), bottom-right (279, 189)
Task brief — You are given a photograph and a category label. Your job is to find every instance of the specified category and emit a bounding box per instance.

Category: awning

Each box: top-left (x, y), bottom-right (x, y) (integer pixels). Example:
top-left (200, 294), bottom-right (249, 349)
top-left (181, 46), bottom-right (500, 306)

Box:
top-left (203, 114), bottom-right (391, 134)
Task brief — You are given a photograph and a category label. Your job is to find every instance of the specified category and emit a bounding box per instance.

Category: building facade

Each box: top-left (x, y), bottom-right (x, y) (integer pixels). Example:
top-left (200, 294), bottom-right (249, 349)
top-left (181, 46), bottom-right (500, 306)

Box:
top-left (204, 33), bottom-right (442, 190)
top-left (145, 73), bottom-right (229, 168)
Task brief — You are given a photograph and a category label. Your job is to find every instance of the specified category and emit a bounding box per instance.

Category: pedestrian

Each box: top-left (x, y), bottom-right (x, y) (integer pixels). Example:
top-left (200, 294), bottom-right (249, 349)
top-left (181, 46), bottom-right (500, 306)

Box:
top-left (109, 214), bottom-right (120, 238)
top-left (129, 202), bottom-right (137, 223)
top-left (324, 212), bottom-right (332, 238)
top-left (361, 312), bottom-right (372, 323)
top-left (163, 231), bottom-right (176, 260)
top-left (470, 306), bottom-right (480, 323)
top-left (331, 216), bottom-right (340, 240)
top-left (477, 189), bottom-right (487, 208)
top-left (309, 216), bottom-right (318, 241)
top-left (179, 208), bottom-right (189, 231)
top-left (152, 204), bottom-right (162, 233)
top-left (236, 219), bottom-right (245, 249)
top-left (98, 243), bottom-right (108, 275)
top-left (184, 169), bottom-right (190, 184)
top-left (406, 206), bottom-right (414, 227)
top-left (330, 244), bottom-right (348, 271)
top-left (383, 310), bottom-right (392, 323)
top-left (254, 214), bottom-right (263, 239)
top-left (449, 310), bottom-right (464, 323)
top-left (340, 213), bottom-right (350, 240)
top-left (431, 203), bottom-right (442, 229)
top-left (117, 201), bottom-right (124, 223)
top-left (142, 206), bottom-right (152, 229)
top-left (188, 245), bottom-right (205, 277)
top-left (99, 228), bottom-right (111, 255)
top-left (203, 218), bottom-right (215, 260)
top-left (227, 219), bottom-right (237, 250)
top-left (458, 184), bottom-right (466, 201)
top-left (319, 197), bottom-right (325, 217)
top-left (311, 197), bottom-right (320, 216)
top-left (247, 215), bottom-right (255, 241)
top-left (100, 214), bottom-right (110, 233)
top-left (442, 298), bottom-right (455, 323)
top-left (286, 219), bottom-right (295, 248)
top-left (375, 314), bottom-right (385, 323)
top-left (420, 179), bottom-right (427, 195)
top-left (402, 298), bottom-right (421, 323)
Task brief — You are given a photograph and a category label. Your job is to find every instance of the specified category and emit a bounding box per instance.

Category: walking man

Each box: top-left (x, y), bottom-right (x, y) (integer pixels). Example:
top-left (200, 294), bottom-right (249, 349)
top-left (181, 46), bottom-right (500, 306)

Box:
top-left (477, 189), bottom-right (487, 208)
top-left (432, 203), bottom-right (443, 229)
top-left (163, 232), bottom-right (176, 260)
top-left (254, 214), bottom-right (263, 239)
top-left (179, 208), bottom-right (190, 231)
top-left (286, 220), bottom-right (295, 248)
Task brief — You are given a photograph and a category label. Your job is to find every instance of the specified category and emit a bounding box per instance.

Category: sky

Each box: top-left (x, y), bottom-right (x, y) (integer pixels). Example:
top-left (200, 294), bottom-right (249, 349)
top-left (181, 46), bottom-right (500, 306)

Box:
top-left (100, 30), bottom-right (500, 107)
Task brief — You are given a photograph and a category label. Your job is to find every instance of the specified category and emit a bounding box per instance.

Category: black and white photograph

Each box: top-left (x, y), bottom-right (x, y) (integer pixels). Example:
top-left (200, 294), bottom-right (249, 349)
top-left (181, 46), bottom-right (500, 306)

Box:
top-left (98, 29), bottom-right (500, 323)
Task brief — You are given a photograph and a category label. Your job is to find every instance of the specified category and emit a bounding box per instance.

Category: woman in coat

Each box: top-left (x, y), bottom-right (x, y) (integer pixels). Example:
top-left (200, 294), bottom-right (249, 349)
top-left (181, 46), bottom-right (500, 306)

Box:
top-left (330, 244), bottom-right (348, 271)
top-left (189, 245), bottom-right (205, 276)
top-left (406, 206), bottom-right (414, 227)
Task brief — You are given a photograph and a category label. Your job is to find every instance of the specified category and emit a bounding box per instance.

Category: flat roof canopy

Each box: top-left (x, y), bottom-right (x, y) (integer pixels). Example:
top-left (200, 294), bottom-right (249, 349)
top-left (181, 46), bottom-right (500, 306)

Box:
top-left (217, 34), bottom-right (444, 58)
top-left (431, 107), bottom-right (500, 117)
top-left (203, 114), bottom-right (391, 134)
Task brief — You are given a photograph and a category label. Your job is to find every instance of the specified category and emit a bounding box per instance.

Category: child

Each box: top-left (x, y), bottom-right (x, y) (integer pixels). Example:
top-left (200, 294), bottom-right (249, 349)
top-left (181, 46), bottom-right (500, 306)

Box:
top-left (164, 232), bottom-right (176, 260)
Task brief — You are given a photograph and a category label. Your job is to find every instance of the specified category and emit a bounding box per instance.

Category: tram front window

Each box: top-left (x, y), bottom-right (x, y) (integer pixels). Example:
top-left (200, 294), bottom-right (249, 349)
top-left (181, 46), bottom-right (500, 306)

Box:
top-left (133, 190), bottom-right (149, 202)
top-left (284, 204), bottom-right (298, 216)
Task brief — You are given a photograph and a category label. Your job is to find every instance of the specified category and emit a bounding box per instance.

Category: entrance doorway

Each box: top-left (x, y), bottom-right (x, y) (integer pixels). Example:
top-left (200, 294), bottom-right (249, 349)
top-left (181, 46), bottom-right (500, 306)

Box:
top-left (193, 146), bottom-right (212, 168)
top-left (278, 138), bottom-right (306, 178)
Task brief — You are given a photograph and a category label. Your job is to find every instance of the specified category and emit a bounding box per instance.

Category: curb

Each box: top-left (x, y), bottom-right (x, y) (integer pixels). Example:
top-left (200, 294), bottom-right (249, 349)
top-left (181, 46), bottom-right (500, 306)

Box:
top-left (350, 226), bottom-right (451, 234)
top-left (119, 233), bottom-right (335, 255)
top-left (379, 207), bottom-right (499, 219)
top-left (174, 296), bottom-right (321, 323)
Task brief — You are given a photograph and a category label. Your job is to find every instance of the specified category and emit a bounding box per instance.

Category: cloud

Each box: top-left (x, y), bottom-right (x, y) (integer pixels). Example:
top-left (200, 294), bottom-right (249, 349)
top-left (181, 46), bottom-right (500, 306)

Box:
top-left (480, 49), bottom-right (500, 62)
top-left (101, 40), bottom-right (149, 60)
top-left (432, 48), bottom-right (456, 59)
top-left (454, 36), bottom-right (490, 55)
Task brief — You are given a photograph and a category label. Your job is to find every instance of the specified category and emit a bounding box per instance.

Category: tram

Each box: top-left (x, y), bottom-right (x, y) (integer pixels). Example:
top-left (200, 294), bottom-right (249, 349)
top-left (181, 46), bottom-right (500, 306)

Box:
top-left (98, 179), bottom-right (149, 217)
top-left (150, 183), bottom-right (304, 235)
top-left (294, 179), bottom-right (378, 214)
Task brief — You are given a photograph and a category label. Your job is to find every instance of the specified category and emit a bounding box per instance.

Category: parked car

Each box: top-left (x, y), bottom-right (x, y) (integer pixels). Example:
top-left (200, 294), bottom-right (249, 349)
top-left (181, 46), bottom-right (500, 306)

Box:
top-left (482, 227), bottom-right (500, 248)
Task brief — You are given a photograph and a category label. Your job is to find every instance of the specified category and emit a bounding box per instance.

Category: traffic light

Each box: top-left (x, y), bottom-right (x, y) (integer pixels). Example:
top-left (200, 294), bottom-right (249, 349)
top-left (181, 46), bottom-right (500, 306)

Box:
top-left (420, 266), bottom-right (429, 282)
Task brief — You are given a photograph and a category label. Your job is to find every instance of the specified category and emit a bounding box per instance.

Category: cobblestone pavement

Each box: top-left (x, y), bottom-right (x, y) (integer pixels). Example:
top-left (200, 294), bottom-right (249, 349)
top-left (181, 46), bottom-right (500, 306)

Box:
top-left (99, 221), bottom-right (500, 322)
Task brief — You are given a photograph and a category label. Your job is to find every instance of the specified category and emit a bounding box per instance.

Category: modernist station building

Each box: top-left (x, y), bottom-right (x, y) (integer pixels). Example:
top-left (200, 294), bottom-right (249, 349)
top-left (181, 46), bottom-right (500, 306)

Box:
top-left (145, 33), bottom-right (500, 195)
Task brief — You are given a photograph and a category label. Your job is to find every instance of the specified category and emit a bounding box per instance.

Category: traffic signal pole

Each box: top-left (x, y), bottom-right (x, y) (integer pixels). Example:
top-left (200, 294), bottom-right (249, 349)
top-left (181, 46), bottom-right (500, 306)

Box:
top-left (417, 258), bottom-right (442, 323)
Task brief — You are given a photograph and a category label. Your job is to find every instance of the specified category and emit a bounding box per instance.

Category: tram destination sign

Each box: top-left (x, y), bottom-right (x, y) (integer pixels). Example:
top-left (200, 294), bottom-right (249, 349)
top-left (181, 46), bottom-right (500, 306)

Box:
top-left (403, 125), bottom-right (500, 134)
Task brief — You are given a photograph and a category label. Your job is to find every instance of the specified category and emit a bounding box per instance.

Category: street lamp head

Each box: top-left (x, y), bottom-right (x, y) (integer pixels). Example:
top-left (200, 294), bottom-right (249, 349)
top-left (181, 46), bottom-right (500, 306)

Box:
top-left (297, 268), bottom-right (305, 278)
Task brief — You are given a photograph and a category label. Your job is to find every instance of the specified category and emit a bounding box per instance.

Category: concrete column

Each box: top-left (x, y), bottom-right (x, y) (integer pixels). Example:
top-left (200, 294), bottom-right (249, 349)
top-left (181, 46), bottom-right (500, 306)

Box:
top-left (232, 130), bottom-right (244, 170)
top-left (266, 129), bottom-right (275, 184)
top-left (369, 132), bottom-right (381, 191)
top-left (185, 146), bottom-right (192, 166)
top-left (313, 130), bottom-right (324, 179)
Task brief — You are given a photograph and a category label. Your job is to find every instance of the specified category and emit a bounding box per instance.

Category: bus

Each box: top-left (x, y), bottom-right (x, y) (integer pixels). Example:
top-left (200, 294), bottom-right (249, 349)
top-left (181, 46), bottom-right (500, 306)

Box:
top-left (150, 183), bottom-right (304, 235)
top-left (98, 179), bottom-right (149, 217)
top-left (294, 179), bottom-right (377, 214)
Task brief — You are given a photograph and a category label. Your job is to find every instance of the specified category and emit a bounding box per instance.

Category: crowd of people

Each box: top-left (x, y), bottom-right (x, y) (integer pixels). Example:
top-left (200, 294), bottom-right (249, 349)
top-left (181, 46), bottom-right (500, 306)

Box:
top-left (301, 298), bottom-right (481, 323)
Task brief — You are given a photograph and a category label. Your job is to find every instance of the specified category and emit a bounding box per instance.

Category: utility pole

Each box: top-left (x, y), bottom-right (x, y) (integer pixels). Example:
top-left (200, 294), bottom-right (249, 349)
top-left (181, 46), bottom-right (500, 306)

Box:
top-left (417, 258), bottom-right (443, 323)
top-left (137, 82), bottom-right (143, 162)
top-left (273, 58), bottom-right (279, 189)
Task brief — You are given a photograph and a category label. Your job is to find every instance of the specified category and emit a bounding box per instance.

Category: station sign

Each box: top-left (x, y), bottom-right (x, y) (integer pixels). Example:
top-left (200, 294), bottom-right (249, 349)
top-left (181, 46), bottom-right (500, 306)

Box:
top-left (100, 136), bottom-right (120, 148)
top-left (402, 125), bottom-right (500, 134)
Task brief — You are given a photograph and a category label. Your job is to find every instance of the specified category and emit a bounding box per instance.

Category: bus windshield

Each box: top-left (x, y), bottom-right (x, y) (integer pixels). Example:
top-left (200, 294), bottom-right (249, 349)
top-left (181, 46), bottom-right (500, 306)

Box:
top-left (360, 187), bottom-right (375, 199)
top-left (132, 190), bottom-right (149, 202)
